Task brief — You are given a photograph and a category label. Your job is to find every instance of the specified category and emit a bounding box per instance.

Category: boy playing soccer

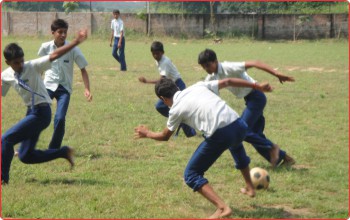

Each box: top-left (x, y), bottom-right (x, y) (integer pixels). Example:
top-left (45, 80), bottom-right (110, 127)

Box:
top-left (110, 9), bottom-right (127, 71)
top-left (198, 48), bottom-right (295, 167)
top-left (38, 19), bottom-right (92, 150)
top-left (138, 41), bottom-right (196, 137)
top-left (1, 29), bottom-right (88, 184)
top-left (135, 77), bottom-right (273, 218)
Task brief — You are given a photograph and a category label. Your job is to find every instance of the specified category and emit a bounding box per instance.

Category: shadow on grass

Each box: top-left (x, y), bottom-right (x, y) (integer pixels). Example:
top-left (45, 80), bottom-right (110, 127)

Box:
top-left (231, 205), bottom-right (297, 218)
top-left (25, 177), bottom-right (110, 186)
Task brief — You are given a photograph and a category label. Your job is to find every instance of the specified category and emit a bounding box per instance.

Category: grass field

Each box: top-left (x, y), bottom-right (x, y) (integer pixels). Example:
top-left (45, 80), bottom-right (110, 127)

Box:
top-left (1, 36), bottom-right (348, 218)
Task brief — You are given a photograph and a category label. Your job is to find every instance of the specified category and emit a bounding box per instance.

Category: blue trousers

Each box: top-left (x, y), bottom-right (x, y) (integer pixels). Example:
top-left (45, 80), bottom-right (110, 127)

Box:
top-left (184, 118), bottom-right (250, 191)
top-left (1, 104), bottom-right (70, 183)
top-left (242, 89), bottom-right (286, 164)
top-left (47, 85), bottom-right (71, 149)
top-left (155, 79), bottom-right (196, 137)
top-left (112, 37), bottom-right (127, 71)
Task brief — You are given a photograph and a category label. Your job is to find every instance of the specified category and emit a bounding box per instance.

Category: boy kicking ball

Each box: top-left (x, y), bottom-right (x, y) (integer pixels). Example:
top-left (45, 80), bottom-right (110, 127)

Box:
top-left (1, 29), bottom-right (88, 185)
top-left (135, 78), bottom-right (273, 218)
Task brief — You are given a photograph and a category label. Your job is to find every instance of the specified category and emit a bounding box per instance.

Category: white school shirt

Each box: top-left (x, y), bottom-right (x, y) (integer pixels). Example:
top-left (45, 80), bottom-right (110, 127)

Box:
top-left (111, 18), bottom-right (124, 38)
top-left (167, 80), bottom-right (239, 137)
top-left (2, 55), bottom-right (52, 107)
top-left (156, 55), bottom-right (181, 82)
top-left (38, 40), bottom-right (88, 94)
top-left (205, 62), bottom-right (256, 98)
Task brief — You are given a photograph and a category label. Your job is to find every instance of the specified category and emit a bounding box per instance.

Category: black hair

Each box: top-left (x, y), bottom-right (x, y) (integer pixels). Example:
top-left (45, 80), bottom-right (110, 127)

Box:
top-left (113, 9), bottom-right (120, 14)
top-left (198, 49), bottom-right (217, 64)
top-left (51, 19), bottom-right (68, 32)
top-left (3, 43), bottom-right (24, 61)
top-left (155, 78), bottom-right (179, 99)
top-left (151, 41), bottom-right (164, 53)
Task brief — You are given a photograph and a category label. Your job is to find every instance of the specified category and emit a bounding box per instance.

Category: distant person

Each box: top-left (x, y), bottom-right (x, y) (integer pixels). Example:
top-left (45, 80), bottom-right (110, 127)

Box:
top-left (38, 18), bottom-right (92, 150)
top-left (198, 48), bottom-right (295, 168)
top-left (1, 29), bottom-right (88, 184)
top-left (110, 9), bottom-right (127, 71)
top-left (135, 78), bottom-right (273, 218)
top-left (138, 41), bottom-right (196, 137)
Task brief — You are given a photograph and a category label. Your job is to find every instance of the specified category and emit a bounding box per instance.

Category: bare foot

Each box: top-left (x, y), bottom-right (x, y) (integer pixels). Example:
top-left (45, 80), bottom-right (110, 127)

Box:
top-left (240, 187), bottom-right (256, 197)
top-left (280, 154), bottom-right (296, 166)
top-left (208, 206), bottom-right (232, 219)
top-left (270, 144), bottom-right (280, 168)
top-left (65, 146), bottom-right (75, 168)
top-left (14, 151), bottom-right (19, 157)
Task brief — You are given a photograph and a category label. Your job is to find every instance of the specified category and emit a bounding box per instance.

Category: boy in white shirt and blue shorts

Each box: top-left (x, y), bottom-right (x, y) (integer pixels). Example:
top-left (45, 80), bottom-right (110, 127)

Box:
top-left (198, 48), bottom-right (295, 167)
top-left (38, 19), bottom-right (92, 150)
top-left (135, 78), bottom-right (273, 218)
top-left (138, 41), bottom-right (196, 137)
top-left (1, 30), bottom-right (87, 184)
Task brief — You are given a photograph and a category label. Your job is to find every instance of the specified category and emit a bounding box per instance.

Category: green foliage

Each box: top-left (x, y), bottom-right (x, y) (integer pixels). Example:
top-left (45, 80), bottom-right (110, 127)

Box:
top-left (63, 1), bottom-right (79, 15)
top-left (1, 37), bottom-right (348, 218)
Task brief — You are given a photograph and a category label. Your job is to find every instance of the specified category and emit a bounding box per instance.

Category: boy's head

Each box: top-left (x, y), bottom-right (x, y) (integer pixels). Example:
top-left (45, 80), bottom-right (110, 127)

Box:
top-left (113, 9), bottom-right (120, 19)
top-left (3, 43), bottom-right (25, 73)
top-left (51, 19), bottom-right (68, 46)
top-left (198, 49), bottom-right (219, 74)
top-left (151, 41), bottom-right (164, 62)
top-left (155, 78), bottom-right (178, 107)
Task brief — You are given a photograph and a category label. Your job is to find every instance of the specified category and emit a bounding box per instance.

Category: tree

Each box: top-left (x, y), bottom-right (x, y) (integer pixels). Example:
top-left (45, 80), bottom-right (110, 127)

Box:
top-left (63, 1), bottom-right (79, 14)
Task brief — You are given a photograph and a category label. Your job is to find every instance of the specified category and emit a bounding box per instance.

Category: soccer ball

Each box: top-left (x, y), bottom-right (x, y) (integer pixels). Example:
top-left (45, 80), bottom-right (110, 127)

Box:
top-left (250, 167), bottom-right (270, 190)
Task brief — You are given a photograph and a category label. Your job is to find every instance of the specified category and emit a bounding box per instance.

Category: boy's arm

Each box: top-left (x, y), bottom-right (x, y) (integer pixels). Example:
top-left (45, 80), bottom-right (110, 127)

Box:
top-left (134, 125), bottom-right (174, 141)
top-left (110, 30), bottom-right (114, 47)
top-left (245, 60), bottom-right (295, 84)
top-left (139, 76), bottom-right (164, 84)
top-left (81, 68), bottom-right (92, 101)
top-left (218, 78), bottom-right (273, 93)
top-left (118, 31), bottom-right (124, 48)
top-left (49, 29), bottom-right (87, 62)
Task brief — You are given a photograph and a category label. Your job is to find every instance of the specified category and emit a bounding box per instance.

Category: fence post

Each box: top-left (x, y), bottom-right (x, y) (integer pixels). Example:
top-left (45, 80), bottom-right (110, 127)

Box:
top-left (330, 14), bottom-right (335, 38)
top-left (257, 14), bottom-right (265, 40)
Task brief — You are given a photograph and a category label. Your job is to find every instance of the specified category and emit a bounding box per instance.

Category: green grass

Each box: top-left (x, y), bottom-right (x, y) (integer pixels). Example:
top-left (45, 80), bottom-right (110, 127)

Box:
top-left (1, 36), bottom-right (348, 218)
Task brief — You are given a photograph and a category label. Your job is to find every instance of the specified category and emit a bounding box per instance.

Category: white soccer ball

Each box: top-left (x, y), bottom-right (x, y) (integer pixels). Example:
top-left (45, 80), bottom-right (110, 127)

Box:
top-left (250, 167), bottom-right (270, 190)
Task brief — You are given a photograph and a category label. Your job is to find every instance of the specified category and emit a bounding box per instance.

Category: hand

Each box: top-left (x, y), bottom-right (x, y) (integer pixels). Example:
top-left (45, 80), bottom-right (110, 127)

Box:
top-left (75, 29), bottom-right (88, 44)
top-left (276, 74), bottom-right (295, 84)
top-left (138, 76), bottom-right (147, 83)
top-left (256, 82), bottom-right (273, 92)
top-left (118, 42), bottom-right (122, 48)
top-left (85, 89), bottom-right (92, 102)
top-left (134, 125), bottom-right (149, 139)
top-left (110, 42), bottom-right (113, 47)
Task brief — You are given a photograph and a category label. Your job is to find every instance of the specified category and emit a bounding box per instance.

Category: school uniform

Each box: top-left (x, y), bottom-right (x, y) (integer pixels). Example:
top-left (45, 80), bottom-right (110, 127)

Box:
top-left (167, 81), bottom-right (250, 191)
top-left (205, 61), bottom-right (286, 164)
top-left (155, 55), bottom-right (196, 137)
top-left (111, 18), bottom-right (127, 71)
top-left (1, 55), bottom-right (71, 184)
top-left (38, 40), bottom-right (88, 149)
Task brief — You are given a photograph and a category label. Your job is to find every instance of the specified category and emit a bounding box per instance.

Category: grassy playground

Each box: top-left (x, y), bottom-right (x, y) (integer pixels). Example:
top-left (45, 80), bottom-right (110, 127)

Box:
top-left (1, 36), bottom-right (348, 218)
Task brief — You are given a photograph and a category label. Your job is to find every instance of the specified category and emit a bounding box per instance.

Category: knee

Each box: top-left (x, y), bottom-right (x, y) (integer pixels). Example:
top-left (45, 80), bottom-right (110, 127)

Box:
top-left (184, 170), bottom-right (208, 192)
top-left (18, 153), bottom-right (31, 164)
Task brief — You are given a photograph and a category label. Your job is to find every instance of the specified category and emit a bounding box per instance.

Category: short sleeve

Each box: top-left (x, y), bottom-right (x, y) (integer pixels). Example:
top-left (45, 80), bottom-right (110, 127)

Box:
top-left (37, 44), bottom-right (47, 57)
top-left (73, 47), bottom-right (88, 69)
top-left (202, 81), bottom-right (219, 95)
top-left (120, 20), bottom-right (124, 31)
top-left (167, 111), bottom-right (182, 132)
top-left (111, 20), bottom-right (114, 30)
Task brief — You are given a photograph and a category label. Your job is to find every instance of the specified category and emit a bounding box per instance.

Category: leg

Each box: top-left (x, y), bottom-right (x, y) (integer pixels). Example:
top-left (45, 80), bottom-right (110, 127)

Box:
top-left (242, 90), bottom-right (279, 166)
top-left (48, 86), bottom-right (70, 149)
top-left (184, 120), bottom-right (250, 218)
top-left (198, 183), bottom-right (232, 219)
top-left (155, 99), bottom-right (169, 118)
top-left (119, 37), bottom-right (127, 71)
top-left (112, 37), bottom-right (120, 62)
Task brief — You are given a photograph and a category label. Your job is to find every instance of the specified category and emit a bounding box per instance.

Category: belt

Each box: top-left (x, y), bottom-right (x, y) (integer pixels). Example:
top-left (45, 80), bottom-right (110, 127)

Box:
top-left (28, 103), bottom-right (49, 109)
